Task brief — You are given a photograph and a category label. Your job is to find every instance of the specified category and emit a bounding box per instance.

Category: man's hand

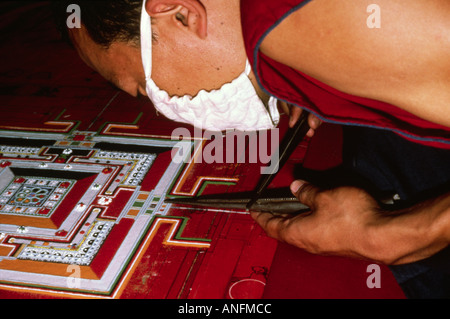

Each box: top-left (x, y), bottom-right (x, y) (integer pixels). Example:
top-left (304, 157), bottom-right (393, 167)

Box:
top-left (279, 102), bottom-right (322, 137)
top-left (251, 180), bottom-right (382, 261)
top-left (251, 180), bottom-right (450, 265)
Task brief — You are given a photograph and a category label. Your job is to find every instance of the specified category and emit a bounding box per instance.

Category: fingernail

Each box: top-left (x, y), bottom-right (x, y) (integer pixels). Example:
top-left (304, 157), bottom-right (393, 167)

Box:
top-left (290, 180), bottom-right (305, 194)
top-left (289, 116), bottom-right (295, 127)
top-left (311, 117), bottom-right (320, 128)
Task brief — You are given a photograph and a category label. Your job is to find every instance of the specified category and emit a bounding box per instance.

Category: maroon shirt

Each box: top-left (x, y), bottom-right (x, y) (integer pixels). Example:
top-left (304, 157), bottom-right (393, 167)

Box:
top-left (241, 0), bottom-right (450, 149)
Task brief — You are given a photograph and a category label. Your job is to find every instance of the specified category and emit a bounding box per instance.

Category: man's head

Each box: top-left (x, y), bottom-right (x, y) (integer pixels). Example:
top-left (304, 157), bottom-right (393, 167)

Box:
top-left (54, 0), bottom-right (276, 130)
top-left (142, 0), bottom-right (250, 97)
top-left (54, 0), bottom-right (254, 96)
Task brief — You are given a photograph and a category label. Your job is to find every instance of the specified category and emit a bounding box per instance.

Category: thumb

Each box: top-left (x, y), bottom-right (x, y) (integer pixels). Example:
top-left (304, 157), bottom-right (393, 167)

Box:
top-left (290, 180), bottom-right (320, 209)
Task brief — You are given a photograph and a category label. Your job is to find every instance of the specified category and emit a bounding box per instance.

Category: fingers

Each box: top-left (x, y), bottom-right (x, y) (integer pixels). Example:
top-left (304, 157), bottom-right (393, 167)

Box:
top-left (250, 180), bottom-right (323, 248)
top-left (307, 113), bottom-right (322, 130)
top-left (250, 211), bottom-right (290, 242)
top-left (250, 180), bottom-right (321, 240)
top-left (290, 180), bottom-right (321, 210)
top-left (288, 106), bottom-right (322, 138)
top-left (278, 101), bottom-right (290, 115)
top-left (288, 105), bottom-right (303, 127)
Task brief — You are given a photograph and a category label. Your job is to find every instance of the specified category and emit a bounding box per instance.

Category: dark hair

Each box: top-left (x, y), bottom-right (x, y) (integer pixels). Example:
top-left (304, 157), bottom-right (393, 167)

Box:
top-left (51, 0), bottom-right (143, 48)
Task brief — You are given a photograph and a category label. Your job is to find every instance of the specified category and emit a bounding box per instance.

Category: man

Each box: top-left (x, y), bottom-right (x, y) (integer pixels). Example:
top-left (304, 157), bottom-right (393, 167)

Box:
top-left (53, 0), bottom-right (450, 297)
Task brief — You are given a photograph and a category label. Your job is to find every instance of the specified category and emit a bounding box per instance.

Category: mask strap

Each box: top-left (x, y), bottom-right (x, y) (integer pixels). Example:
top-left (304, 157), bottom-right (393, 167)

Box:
top-left (140, 0), bottom-right (153, 79)
top-left (245, 59), bottom-right (252, 76)
top-left (245, 60), bottom-right (280, 126)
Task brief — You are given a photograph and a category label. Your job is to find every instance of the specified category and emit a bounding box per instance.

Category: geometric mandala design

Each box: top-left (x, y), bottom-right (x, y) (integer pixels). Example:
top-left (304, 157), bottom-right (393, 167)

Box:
top-left (0, 129), bottom-right (216, 298)
top-left (17, 220), bottom-right (113, 265)
top-left (0, 176), bottom-right (74, 217)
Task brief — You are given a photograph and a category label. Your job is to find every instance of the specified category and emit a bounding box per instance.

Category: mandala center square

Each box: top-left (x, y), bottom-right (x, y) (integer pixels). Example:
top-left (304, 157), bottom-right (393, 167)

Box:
top-left (0, 177), bottom-right (74, 217)
top-left (13, 185), bottom-right (52, 206)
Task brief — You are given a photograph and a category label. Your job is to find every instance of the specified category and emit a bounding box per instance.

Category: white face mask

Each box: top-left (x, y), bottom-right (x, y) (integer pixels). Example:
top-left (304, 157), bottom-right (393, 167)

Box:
top-left (140, 1), bottom-right (279, 132)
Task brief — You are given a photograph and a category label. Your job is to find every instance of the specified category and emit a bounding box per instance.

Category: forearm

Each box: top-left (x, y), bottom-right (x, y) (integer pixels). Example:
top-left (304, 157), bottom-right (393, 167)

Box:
top-left (369, 191), bottom-right (450, 265)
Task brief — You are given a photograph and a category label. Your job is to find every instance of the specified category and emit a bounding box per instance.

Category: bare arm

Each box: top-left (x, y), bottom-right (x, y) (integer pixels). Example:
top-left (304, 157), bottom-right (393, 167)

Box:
top-left (255, 0), bottom-right (450, 266)
top-left (260, 0), bottom-right (450, 127)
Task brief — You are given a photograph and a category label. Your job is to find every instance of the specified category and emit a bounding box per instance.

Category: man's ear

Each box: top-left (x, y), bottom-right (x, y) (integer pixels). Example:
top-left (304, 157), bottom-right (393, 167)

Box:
top-left (145, 0), bottom-right (207, 39)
